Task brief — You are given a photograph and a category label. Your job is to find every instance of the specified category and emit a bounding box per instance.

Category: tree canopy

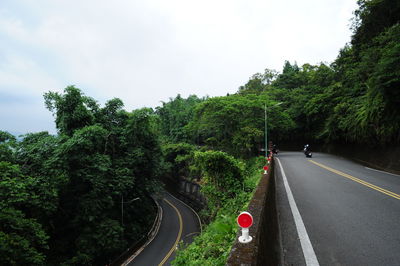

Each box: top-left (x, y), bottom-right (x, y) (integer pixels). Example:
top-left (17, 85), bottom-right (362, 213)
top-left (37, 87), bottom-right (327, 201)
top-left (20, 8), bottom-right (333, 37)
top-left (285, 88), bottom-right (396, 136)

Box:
top-left (1, 87), bottom-right (161, 264)
top-left (1, 0), bottom-right (399, 264)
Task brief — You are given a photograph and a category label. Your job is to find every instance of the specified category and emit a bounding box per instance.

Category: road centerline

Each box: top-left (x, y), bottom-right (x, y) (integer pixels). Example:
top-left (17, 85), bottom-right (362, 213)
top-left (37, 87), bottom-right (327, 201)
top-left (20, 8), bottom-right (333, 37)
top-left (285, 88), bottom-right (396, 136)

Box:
top-left (276, 157), bottom-right (320, 266)
top-left (309, 160), bottom-right (400, 200)
top-left (158, 198), bottom-right (183, 266)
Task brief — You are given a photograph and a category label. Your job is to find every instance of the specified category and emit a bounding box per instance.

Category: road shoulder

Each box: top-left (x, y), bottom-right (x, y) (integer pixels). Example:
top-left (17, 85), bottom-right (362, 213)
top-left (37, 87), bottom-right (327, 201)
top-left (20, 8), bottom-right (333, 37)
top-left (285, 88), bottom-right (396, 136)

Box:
top-left (275, 157), bottom-right (306, 266)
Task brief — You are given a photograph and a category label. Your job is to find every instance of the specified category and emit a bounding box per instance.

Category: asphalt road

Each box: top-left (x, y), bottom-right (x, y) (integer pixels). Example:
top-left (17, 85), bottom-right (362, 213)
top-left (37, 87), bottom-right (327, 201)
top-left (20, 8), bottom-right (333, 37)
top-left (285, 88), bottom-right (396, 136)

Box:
top-left (275, 151), bottom-right (400, 266)
top-left (128, 192), bottom-right (200, 266)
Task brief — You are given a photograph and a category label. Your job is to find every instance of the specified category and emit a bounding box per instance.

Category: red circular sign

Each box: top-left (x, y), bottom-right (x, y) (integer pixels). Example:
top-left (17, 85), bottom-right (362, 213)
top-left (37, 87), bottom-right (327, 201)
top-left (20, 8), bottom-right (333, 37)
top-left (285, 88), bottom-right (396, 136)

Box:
top-left (237, 212), bottom-right (253, 228)
top-left (263, 166), bottom-right (269, 171)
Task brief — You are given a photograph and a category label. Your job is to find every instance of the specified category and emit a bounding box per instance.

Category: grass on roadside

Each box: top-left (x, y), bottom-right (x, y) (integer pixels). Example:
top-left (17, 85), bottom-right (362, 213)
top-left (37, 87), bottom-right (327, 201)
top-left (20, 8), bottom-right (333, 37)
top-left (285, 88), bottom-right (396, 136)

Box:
top-left (172, 156), bottom-right (264, 266)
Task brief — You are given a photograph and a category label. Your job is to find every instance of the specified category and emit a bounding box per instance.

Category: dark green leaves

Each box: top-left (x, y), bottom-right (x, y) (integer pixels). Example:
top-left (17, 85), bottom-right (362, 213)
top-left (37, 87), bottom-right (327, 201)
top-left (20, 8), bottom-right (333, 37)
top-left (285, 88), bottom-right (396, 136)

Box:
top-left (0, 162), bottom-right (49, 265)
top-left (44, 86), bottom-right (98, 136)
top-left (187, 94), bottom-right (294, 157)
top-left (2, 87), bottom-right (161, 264)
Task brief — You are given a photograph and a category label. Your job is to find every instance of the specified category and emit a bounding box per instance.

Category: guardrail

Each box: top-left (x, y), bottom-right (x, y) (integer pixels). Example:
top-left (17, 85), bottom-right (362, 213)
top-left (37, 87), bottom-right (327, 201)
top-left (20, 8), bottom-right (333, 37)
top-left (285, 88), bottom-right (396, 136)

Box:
top-left (109, 195), bottom-right (162, 266)
top-left (227, 157), bottom-right (280, 265)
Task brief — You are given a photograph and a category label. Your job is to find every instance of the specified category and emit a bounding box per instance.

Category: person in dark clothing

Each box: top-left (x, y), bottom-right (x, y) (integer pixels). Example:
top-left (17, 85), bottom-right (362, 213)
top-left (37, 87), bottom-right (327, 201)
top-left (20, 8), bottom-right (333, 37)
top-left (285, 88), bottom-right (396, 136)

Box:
top-left (304, 144), bottom-right (312, 157)
top-left (272, 144), bottom-right (278, 154)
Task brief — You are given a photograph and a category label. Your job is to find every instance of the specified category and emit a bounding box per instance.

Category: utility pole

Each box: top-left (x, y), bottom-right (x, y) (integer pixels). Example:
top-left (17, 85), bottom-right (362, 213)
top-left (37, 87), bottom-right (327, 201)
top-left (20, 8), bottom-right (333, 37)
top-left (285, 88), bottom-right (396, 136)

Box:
top-left (264, 102), bottom-right (283, 157)
top-left (265, 103), bottom-right (267, 157)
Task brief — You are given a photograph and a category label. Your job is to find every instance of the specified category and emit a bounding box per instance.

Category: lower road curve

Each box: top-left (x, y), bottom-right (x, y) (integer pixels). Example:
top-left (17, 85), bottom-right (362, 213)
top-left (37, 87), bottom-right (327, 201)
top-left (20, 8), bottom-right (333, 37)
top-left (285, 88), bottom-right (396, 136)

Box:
top-left (127, 192), bottom-right (200, 266)
top-left (275, 151), bottom-right (400, 266)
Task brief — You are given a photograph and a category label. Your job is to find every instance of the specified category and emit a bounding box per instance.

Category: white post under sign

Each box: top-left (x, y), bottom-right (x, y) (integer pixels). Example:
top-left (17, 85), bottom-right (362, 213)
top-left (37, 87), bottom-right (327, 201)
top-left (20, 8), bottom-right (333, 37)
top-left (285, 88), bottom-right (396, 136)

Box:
top-left (237, 211), bottom-right (253, 243)
top-left (263, 165), bottom-right (269, 174)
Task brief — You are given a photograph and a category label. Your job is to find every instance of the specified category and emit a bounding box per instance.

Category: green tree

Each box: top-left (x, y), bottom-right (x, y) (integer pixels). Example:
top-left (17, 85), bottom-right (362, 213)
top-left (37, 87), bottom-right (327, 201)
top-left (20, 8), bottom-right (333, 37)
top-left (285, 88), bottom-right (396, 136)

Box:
top-left (39, 88), bottom-right (160, 264)
top-left (124, 108), bottom-right (162, 186)
top-left (273, 61), bottom-right (304, 89)
top-left (44, 86), bottom-right (98, 136)
top-left (238, 69), bottom-right (278, 95)
top-left (162, 142), bottom-right (197, 180)
top-left (0, 131), bottom-right (16, 163)
top-left (156, 94), bottom-right (203, 142)
top-left (0, 162), bottom-right (49, 265)
top-left (351, 0), bottom-right (400, 49)
top-left (188, 94), bottom-right (294, 157)
top-left (194, 151), bottom-right (244, 216)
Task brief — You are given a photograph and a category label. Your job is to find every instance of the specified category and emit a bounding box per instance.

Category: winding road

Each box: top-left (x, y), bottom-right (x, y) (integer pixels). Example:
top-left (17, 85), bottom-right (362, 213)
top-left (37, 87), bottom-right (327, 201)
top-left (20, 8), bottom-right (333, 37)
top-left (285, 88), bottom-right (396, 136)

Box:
top-left (275, 151), bottom-right (400, 265)
top-left (127, 192), bottom-right (200, 266)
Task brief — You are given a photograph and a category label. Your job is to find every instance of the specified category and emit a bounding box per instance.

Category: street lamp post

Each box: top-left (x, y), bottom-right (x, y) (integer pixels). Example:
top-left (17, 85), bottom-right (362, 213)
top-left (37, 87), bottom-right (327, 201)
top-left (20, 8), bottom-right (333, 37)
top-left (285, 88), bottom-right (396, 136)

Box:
top-left (265, 102), bottom-right (283, 157)
top-left (265, 103), bottom-right (267, 157)
top-left (121, 195), bottom-right (140, 227)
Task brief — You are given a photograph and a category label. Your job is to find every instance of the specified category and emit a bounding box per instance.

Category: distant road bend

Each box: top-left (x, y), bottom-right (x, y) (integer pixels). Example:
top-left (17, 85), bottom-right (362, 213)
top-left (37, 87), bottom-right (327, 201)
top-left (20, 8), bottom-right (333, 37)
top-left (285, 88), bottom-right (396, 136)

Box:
top-left (275, 151), bottom-right (400, 266)
top-left (127, 192), bottom-right (201, 266)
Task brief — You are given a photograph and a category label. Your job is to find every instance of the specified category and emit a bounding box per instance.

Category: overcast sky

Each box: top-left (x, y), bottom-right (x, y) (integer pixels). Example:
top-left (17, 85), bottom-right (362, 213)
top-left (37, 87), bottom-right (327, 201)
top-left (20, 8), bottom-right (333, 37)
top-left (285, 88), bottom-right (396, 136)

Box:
top-left (0, 0), bottom-right (358, 135)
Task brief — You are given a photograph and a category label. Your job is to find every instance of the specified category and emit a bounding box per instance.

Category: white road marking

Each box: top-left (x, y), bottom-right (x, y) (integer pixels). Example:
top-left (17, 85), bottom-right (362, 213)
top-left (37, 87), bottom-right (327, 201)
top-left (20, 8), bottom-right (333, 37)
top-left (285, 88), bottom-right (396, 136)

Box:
top-left (365, 167), bottom-right (400, 177)
top-left (276, 157), bottom-right (320, 266)
top-left (167, 192), bottom-right (203, 233)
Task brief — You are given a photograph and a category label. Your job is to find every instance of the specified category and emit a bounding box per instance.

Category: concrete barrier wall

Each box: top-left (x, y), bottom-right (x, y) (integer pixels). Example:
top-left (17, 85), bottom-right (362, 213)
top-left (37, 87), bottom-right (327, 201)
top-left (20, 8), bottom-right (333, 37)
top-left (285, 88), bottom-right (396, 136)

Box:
top-left (321, 143), bottom-right (400, 175)
top-left (227, 158), bottom-right (280, 265)
top-left (177, 178), bottom-right (207, 210)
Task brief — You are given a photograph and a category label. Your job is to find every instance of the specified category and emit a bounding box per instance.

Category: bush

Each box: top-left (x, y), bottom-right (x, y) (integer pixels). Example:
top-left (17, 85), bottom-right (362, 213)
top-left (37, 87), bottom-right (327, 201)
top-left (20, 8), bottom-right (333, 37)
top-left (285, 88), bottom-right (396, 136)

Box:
top-left (194, 151), bottom-right (244, 216)
top-left (172, 156), bottom-right (264, 265)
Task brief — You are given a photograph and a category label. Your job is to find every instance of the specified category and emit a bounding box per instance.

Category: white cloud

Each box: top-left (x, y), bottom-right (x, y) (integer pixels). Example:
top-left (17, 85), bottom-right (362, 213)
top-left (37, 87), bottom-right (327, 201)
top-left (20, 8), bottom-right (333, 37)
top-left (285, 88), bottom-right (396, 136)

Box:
top-left (0, 0), bottom-right (358, 133)
top-left (0, 52), bottom-right (62, 94)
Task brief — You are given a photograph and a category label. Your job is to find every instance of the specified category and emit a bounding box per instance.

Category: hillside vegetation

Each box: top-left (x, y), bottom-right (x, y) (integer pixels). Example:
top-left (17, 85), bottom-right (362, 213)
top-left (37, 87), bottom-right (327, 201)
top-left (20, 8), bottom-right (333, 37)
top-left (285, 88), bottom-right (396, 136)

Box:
top-left (1, 87), bottom-right (161, 265)
top-left (0, 0), bottom-right (399, 264)
top-left (163, 0), bottom-right (400, 264)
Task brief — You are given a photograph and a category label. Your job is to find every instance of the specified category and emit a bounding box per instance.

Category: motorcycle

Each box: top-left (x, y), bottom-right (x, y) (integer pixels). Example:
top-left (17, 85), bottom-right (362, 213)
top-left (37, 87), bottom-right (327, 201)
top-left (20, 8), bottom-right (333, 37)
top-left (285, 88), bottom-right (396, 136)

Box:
top-left (303, 145), bottom-right (312, 158)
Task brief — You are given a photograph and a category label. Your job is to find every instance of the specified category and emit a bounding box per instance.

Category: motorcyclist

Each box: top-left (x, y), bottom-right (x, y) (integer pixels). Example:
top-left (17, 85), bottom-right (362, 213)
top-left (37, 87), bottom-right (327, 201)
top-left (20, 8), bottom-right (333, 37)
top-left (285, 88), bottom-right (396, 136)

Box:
top-left (272, 144), bottom-right (278, 154)
top-left (304, 144), bottom-right (311, 154)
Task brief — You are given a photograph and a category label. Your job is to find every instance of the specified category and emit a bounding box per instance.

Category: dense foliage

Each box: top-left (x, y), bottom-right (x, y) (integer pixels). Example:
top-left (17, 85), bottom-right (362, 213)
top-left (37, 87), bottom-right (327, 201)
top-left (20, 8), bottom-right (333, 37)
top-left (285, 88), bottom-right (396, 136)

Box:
top-left (267, 0), bottom-right (400, 145)
top-left (1, 87), bottom-right (161, 265)
top-left (194, 151), bottom-right (245, 218)
top-left (156, 94), bottom-right (204, 143)
top-left (169, 1), bottom-right (399, 264)
top-left (172, 156), bottom-right (265, 265)
top-left (189, 93), bottom-right (295, 157)
top-left (187, 0), bottom-right (399, 148)
top-left (1, 0), bottom-right (398, 264)
top-left (162, 142), bottom-right (197, 181)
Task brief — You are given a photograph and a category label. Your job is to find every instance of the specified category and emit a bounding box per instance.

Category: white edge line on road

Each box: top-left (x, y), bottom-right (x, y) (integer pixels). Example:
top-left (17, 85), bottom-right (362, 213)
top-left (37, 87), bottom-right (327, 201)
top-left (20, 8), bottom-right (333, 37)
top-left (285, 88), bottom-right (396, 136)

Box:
top-left (123, 197), bottom-right (163, 265)
top-left (365, 167), bottom-right (400, 177)
top-left (124, 191), bottom-right (203, 265)
top-left (276, 157), bottom-right (320, 266)
top-left (167, 192), bottom-right (203, 234)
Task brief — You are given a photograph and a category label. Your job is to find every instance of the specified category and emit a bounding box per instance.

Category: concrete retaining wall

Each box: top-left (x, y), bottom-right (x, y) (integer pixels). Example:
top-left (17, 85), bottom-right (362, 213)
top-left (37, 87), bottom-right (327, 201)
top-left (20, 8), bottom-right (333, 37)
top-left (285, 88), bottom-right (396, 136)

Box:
top-left (321, 143), bottom-right (400, 175)
top-left (227, 158), bottom-right (280, 265)
top-left (177, 178), bottom-right (207, 210)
